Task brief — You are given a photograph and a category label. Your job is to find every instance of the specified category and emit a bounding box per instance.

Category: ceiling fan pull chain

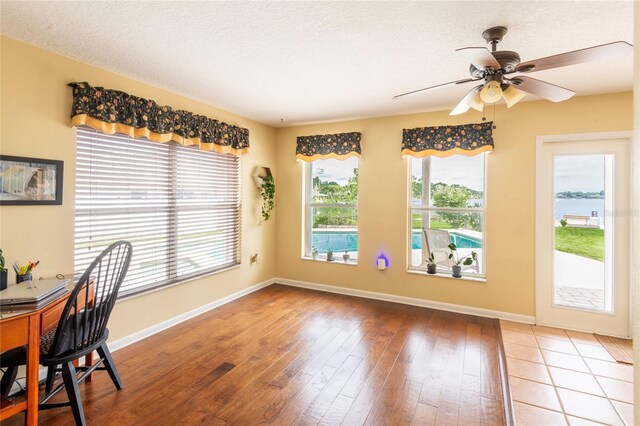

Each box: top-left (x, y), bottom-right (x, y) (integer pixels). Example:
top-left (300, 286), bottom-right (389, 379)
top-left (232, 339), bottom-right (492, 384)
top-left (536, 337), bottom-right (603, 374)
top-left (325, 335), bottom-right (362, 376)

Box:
top-left (492, 102), bottom-right (497, 129)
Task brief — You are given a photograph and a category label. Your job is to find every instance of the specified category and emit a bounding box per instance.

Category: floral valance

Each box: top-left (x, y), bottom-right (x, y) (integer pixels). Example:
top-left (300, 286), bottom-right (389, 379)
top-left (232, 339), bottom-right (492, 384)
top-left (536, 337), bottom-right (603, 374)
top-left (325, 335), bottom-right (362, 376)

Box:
top-left (296, 132), bottom-right (362, 162)
top-left (68, 82), bottom-right (249, 156)
top-left (401, 122), bottom-right (493, 158)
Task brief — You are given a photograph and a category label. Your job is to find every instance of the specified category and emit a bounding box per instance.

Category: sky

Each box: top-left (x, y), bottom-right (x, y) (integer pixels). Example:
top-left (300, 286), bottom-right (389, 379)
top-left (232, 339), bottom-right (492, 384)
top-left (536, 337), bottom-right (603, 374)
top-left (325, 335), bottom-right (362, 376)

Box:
top-left (554, 155), bottom-right (605, 193)
top-left (314, 155), bottom-right (486, 190)
top-left (312, 157), bottom-right (358, 185)
top-left (411, 154), bottom-right (485, 192)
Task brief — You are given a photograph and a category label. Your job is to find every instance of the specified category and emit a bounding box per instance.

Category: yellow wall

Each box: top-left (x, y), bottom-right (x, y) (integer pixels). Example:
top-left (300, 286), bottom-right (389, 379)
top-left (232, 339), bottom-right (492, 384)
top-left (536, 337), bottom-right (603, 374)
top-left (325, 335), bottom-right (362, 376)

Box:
top-left (0, 37), bottom-right (277, 341)
top-left (0, 35), bottom-right (634, 341)
top-left (274, 92), bottom-right (633, 316)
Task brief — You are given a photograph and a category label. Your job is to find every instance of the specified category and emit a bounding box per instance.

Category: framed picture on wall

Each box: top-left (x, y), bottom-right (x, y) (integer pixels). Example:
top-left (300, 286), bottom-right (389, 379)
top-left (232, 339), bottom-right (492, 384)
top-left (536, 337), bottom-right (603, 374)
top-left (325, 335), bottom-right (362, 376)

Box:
top-left (0, 155), bottom-right (64, 205)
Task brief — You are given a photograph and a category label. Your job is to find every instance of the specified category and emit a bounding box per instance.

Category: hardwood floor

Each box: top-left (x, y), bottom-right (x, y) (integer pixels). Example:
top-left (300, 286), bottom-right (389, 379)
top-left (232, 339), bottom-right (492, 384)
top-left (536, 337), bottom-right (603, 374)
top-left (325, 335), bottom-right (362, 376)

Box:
top-left (4, 284), bottom-right (507, 425)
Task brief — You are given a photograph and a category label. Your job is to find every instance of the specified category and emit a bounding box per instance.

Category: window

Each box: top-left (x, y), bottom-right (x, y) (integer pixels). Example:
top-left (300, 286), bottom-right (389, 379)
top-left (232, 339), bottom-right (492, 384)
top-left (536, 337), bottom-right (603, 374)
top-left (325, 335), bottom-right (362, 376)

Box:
top-left (304, 157), bottom-right (358, 262)
top-left (409, 154), bottom-right (486, 277)
top-left (75, 127), bottom-right (240, 297)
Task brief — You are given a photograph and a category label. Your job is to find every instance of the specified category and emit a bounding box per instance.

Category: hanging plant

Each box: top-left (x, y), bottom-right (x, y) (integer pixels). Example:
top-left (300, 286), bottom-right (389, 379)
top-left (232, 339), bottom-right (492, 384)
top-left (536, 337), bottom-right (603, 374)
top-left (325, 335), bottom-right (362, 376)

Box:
top-left (260, 174), bottom-right (275, 223)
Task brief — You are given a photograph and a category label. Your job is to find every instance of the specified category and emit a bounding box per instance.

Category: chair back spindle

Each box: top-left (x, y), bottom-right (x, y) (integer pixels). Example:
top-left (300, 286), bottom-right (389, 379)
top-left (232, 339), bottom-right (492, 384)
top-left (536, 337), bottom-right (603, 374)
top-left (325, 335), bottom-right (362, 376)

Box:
top-left (48, 241), bottom-right (132, 359)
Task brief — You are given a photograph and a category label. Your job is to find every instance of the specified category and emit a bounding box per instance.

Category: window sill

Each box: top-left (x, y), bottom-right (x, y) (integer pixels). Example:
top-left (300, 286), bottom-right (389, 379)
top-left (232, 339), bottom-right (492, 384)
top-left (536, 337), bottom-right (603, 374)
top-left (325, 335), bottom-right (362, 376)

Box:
top-left (407, 267), bottom-right (486, 283)
top-left (302, 256), bottom-right (358, 266)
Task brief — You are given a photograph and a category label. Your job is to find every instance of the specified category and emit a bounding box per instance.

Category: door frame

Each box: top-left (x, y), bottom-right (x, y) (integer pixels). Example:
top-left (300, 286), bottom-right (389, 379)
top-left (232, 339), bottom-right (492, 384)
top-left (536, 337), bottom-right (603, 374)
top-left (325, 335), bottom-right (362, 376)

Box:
top-left (535, 131), bottom-right (632, 337)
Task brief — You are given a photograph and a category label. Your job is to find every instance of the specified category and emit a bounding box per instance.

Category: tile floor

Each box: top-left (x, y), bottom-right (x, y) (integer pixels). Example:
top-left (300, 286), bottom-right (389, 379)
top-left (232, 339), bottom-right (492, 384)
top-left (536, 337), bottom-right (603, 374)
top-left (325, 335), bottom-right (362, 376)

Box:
top-left (500, 321), bottom-right (634, 426)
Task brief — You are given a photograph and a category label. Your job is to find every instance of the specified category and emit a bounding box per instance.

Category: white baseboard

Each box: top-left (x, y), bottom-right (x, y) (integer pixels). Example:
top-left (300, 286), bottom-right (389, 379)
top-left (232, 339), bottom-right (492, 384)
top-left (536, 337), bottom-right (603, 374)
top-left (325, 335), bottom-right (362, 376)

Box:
top-left (108, 278), bottom-right (275, 352)
top-left (275, 277), bottom-right (535, 324)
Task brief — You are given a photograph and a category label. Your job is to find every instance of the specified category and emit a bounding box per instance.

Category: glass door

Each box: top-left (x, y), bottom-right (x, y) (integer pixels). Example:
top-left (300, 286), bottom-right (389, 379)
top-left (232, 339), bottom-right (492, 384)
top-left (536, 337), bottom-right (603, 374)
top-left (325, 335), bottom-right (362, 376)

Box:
top-left (553, 154), bottom-right (612, 312)
top-left (536, 136), bottom-right (630, 337)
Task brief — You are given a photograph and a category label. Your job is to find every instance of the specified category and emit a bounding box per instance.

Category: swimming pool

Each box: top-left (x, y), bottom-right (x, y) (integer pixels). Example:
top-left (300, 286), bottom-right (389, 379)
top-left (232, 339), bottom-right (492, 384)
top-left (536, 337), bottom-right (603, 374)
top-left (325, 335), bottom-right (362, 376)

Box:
top-left (311, 230), bottom-right (482, 252)
top-left (312, 231), bottom-right (358, 252)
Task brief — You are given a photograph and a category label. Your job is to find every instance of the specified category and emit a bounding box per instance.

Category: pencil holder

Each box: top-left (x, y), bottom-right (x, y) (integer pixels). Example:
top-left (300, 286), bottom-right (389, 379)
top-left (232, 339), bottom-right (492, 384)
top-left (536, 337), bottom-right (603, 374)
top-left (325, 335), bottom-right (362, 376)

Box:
top-left (17, 273), bottom-right (32, 284)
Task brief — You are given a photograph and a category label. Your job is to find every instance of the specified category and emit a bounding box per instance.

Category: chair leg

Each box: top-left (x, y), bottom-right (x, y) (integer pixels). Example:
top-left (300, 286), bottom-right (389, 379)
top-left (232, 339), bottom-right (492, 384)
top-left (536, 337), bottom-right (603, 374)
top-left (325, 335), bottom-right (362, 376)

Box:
top-left (97, 343), bottom-right (123, 390)
top-left (0, 366), bottom-right (18, 397)
top-left (61, 362), bottom-right (86, 426)
top-left (45, 365), bottom-right (57, 394)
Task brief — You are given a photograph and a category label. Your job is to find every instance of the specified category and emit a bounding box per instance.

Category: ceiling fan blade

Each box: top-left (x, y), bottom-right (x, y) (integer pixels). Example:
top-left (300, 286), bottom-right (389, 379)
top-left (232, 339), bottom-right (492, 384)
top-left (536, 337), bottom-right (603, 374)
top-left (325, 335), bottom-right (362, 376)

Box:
top-left (456, 47), bottom-right (501, 70)
top-left (516, 41), bottom-right (632, 73)
top-left (510, 76), bottom-right (575, 102)
top-left (450, 85), bottom-right (483, 115)
top-left (392, 78), bottom-right (479, 100)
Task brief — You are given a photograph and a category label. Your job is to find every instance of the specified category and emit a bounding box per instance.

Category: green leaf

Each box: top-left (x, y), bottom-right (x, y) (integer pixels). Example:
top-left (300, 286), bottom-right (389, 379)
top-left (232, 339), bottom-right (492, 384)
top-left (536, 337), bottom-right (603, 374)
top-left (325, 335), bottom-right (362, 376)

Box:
top-left (260, 174), bottom-right (276, 223)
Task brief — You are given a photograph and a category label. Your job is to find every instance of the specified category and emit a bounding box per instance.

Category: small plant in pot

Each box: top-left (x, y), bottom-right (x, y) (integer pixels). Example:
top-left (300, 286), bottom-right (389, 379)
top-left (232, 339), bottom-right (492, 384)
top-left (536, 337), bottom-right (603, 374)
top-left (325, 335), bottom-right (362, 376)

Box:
top-left (447, 243), bottom-right (478, 278)
top-left (0, 249), bottom-right (7, 291)
top-left (326, 249), bottom-right (334, 262)
top-left (342, 250), bottom-right (350, 263)
top-left (426, 253), bottom-right (437, 274)
top-left (311, 246), bottom-right (319, 260)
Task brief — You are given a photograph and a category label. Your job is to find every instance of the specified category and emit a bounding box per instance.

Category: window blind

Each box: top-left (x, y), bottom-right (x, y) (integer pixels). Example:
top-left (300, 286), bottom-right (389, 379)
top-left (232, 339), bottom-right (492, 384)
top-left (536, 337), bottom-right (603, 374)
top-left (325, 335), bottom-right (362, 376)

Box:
top-left (75, 127), bottom-right (240, 298)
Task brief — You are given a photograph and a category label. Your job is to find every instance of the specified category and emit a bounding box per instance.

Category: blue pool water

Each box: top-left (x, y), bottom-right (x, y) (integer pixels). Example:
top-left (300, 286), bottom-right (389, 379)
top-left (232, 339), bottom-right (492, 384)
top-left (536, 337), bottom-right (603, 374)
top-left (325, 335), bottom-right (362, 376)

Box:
top-left (312, 231), bottom-right (358, 252)
top-left (311, 230), bottom-right (481, 252)
top-left (447, 233), bottom-right (483, 249)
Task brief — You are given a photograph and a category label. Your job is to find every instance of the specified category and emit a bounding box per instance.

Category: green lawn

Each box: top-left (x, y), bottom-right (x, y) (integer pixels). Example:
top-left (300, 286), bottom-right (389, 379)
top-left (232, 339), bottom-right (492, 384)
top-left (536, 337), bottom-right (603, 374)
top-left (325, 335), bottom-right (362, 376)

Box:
top-left (411, 218), bottom-right (450, 229)
top-left (555, 227), bottom-right (604, 261)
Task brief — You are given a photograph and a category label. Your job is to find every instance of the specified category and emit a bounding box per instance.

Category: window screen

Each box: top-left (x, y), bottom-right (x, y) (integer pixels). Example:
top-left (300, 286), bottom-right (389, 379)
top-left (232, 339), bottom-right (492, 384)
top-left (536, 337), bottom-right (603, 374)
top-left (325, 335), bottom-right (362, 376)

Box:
top-left (409, 154), bottom-right (486, 277)
top-left (304, 157), bottom-right (358, 261)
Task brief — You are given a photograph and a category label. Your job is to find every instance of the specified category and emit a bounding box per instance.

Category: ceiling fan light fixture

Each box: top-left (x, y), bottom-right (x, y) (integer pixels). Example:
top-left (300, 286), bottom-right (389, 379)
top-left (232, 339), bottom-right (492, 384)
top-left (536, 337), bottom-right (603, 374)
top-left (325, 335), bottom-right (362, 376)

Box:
top-left (502, 85), bottom-right (526, 108)
top-left (466, 90), bottom-right (484, 111)
top-left (480, 80), bottom-right (502, 103)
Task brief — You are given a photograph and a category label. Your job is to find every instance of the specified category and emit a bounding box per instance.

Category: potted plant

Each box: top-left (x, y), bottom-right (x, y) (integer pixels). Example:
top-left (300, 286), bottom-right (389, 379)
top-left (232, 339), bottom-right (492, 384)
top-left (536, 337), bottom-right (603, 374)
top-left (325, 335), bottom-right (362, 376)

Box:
top-left (0, 249), bottom-right (7, 290)
top-left (311, 246), bottom-right (319, 260)
top-left (426, 253), bottom-right (437, 274)
top-left (448, 243), bottom-right (478, 278)
top-left (259, 174), bottom-right (275, 224)
top-left (342, 250), bottom-right (350, 263)
top-left (326, 249), bottom-right (334, 262)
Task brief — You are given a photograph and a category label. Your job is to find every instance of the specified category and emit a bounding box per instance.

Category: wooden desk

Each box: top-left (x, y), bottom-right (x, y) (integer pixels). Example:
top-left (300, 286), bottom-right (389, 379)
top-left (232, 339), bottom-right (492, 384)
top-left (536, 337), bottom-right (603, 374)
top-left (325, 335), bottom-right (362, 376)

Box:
top-left (1, 301), bottom-right (48, 425)
top-left (0, 281), bottom-right (94, 425)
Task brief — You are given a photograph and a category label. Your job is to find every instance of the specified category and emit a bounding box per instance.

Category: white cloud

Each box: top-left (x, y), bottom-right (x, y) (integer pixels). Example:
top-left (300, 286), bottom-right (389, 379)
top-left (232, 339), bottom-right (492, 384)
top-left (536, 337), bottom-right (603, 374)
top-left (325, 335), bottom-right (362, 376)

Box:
top-left (312, 157), bottom-right (358, 185)
top-left (411, 154), bottom-right (485, 192)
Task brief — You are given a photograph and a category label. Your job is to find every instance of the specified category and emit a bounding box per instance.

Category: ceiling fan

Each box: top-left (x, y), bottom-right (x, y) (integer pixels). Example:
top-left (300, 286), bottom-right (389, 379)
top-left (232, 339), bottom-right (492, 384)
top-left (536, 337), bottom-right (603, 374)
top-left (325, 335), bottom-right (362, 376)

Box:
top-left (393, 26), bottom-right (633, 115)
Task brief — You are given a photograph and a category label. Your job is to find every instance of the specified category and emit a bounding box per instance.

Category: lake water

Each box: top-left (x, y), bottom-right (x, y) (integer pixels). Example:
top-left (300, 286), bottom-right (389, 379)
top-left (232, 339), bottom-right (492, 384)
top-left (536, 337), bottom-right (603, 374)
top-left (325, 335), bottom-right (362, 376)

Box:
top-left (555, 198), bottom-right (604, 220)
top-left (413, 197), bottom-right (604, 219)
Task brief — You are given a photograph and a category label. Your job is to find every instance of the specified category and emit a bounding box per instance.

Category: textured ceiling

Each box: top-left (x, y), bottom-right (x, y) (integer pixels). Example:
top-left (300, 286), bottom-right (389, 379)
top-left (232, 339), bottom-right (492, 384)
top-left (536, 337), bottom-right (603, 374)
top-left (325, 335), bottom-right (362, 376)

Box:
top-left (0, 1), bottom-right (634, 127)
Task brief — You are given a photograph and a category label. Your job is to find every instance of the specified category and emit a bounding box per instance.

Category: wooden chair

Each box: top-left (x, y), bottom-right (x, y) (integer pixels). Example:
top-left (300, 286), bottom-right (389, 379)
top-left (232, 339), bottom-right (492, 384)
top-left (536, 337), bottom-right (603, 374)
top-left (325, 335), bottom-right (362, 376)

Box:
top-left (0, 240), bottom-right (132, 425)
